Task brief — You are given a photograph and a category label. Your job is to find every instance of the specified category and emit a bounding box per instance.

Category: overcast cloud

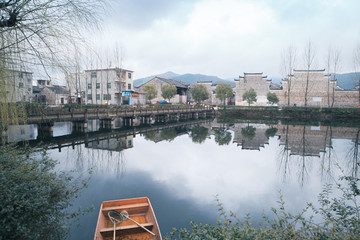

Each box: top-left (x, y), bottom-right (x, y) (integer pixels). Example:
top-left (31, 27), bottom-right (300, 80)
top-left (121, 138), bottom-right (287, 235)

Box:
top-left (92, 0), bottom-right (360, 80)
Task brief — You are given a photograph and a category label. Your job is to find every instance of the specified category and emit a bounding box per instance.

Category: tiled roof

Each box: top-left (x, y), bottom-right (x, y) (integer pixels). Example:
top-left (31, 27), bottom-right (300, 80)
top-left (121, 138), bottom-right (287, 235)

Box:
top-left (155, 77), bottom-right (190, 88)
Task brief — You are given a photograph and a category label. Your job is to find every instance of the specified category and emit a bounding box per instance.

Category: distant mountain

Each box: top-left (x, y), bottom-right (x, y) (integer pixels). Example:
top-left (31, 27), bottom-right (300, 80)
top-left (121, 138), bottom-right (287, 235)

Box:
top-left (134, 72), bottom-right (235, 87)
top-left (172, 74), bottom-right (235, 87)
top-left (334, 72), bottom-right (359, 90)
top-left (134, 71), bottom-right (180, 86)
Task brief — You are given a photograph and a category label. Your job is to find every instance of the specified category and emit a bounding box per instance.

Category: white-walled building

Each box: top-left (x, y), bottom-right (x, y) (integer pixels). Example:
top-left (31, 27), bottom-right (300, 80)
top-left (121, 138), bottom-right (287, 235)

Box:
top-left (1, 70), bottom-right (33, 103)
top-left (81, 68), bottom-right (134, 105)
top-left (135, 77), bottom-right (190, 104)
top-left (234, 73), bottom-right (271, 106)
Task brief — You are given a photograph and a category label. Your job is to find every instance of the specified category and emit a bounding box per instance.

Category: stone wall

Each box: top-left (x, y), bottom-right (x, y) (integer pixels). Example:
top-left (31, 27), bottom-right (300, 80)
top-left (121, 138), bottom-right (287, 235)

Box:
top-left (275, 70), bottom-right (359, 107)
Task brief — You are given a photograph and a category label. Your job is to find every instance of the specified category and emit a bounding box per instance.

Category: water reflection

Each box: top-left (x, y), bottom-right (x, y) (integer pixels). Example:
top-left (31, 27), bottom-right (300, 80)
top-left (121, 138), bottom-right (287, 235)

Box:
top-left (6, 118), bottom-right (360, 239)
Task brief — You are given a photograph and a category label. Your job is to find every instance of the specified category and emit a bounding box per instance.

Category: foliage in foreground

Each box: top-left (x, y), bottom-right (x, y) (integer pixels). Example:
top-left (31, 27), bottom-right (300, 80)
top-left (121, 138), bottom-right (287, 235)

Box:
top-left (0, 146), bottom-right (90, 240)
top-left (167, 166), bottom-right (360, 240)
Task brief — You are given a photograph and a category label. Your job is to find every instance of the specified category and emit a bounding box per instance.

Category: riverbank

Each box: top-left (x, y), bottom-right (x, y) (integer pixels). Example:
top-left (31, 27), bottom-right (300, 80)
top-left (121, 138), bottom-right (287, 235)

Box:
top-left (216, 106), bottom-right (360, 126)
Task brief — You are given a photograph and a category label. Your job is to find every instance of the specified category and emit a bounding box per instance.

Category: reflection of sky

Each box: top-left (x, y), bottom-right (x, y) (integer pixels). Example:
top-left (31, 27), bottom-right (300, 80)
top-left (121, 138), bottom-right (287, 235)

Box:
top-left (49, 127), bottom-right (356, 239)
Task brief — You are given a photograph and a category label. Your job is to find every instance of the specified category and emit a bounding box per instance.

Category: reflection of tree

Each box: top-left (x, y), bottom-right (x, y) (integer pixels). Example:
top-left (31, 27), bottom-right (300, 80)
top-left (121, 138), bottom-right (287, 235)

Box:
top-left (278, 124), bottom-right (291, 181)
top-left (214, 128), bottom-right (232, 146)
top-left (278, 125), bottom-right (314, 186)
top-left (265, 127), bottom-right (278, 139)
top-left (320, 125), bottom-right (334, 179)
top-left (143, 130), bottom-right (158, 141)
top-left (161, 128), bottom-right (177, 142)
top-left (298, 126), bottom-right (310, 187)
top-left (190, 126), bottom-right (209, 144)
top-left (241, 126), bottom-right (256, 140)
top-left (347, 129), bottom-right (360, 178)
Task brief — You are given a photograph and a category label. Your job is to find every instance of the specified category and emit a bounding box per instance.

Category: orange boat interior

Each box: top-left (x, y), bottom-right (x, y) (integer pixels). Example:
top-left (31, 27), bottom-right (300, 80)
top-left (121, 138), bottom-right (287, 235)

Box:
top-left (95, 197), bottom-right (161, 240)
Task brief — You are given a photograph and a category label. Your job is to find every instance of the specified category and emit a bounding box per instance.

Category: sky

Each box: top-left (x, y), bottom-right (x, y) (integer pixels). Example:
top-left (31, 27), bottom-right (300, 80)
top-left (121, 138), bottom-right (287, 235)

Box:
top-left (90, 0), bottom-right (360, 80)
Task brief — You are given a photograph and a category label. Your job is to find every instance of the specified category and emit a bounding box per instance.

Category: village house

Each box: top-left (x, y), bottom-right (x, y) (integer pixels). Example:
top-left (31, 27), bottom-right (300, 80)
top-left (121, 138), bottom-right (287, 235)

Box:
top-left (33, 80), bottom-right (69, 105)
top-left (81, 68), bottom-right (135, 105)
top-left (234, 73), bottom-right (271, 106)
top-left (279, 69), bottom-right (358, 107)
top-left (193, 81), bottom-right (234, 105)
top-left (135, 77), bottom-right (190, 104)
top-left (2, 70), bottom-right (33, 103)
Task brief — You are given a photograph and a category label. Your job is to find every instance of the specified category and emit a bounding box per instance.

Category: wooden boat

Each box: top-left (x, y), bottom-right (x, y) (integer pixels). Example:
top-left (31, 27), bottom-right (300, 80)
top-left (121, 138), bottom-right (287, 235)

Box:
top-left (94, 197), bottom-right (162, 240)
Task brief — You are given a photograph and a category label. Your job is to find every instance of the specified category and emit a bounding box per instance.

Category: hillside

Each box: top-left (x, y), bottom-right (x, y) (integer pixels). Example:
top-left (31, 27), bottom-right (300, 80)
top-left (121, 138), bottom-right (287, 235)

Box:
top-left (134, 72), bottom-right (235, 87)
top-left (134, 71), bottom-right (180, 86)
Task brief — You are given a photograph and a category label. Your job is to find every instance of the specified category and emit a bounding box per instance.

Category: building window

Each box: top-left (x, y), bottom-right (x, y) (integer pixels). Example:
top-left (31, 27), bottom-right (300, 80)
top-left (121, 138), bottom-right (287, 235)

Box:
top-left (87, 94), bottom-right (92, 100)
top-left (107, 83), bottom-right (111, 89)
top-left (128, 83), bottom-right (131, 90)
top-left (91, 72), bottom-right (97, 78)
top-left (128, 72), bottom-right (132, 79)
top-left (96, 94), bottom-right (100, 100)
top-left (19, 82), bottom-right (23, 88)
top-left (96, 83), bottom-right (100, 89)
top-left (103, 94), bottom-right (111, 100)
top-left (88, 83), bottom-right (92, 89)
top-left (117, 71), bottom-right (120, 78)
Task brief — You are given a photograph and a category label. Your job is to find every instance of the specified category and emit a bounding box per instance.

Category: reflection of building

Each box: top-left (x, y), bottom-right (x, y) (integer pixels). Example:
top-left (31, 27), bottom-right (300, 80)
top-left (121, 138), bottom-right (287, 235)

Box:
top-left (3, 124), bottom-right (37, 143)
top-left (135, 77), bottom-right (190, 104)
top-left (278, 125), bottom-right (359, 157)
top-left (87, 135), bottom-right (134, 151)
top-left (231, 123), bottom-right (270, 150)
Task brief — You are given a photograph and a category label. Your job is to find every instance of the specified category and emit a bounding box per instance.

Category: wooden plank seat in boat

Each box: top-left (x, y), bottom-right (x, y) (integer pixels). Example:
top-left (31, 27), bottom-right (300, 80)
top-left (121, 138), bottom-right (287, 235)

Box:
top-left (102, 202), bottom-right (149, 215)
top-left (100, 223), bottom-right (154, 237)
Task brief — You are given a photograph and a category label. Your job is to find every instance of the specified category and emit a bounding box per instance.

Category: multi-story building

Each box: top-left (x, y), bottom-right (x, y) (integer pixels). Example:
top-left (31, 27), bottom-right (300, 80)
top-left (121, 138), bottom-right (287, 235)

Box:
top-left (1, 70), bottom-right (33, 103)
top-left (83, 68), bottom-right (134, 105)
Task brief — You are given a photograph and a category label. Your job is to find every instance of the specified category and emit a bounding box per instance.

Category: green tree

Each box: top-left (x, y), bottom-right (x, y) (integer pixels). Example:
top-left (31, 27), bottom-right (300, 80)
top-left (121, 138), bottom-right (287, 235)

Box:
top-left (215, 83), bottom-right (233, 106)
top-left (161, 84), bottom-right (177, 102)
top-left (190, 84), bottom-right (209, 103)
top-left (214, 128), bottom-right (232, 146)
top-left (190, 126), bottom-right (209, 144)
top-left (143, 84), bottom-right (158, 104)
top-left (0, 147), bottom-right (89, 239)
top-left (242, 88), bottom-right (257, 106)
top-left (267, 92), bottom-right (279, 105)
top-left (0, 0), bottom-right (104, 135)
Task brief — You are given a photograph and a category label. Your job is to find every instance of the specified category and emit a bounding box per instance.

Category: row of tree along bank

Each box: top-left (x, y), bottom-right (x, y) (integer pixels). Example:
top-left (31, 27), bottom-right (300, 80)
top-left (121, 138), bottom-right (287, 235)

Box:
top-left (216, 106), bottom-right (360, 123)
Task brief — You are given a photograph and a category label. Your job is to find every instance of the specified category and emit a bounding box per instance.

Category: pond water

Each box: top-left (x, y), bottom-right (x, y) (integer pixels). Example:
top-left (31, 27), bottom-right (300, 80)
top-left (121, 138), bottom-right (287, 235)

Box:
top-left (11, 118), bottom-right (360, 239)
